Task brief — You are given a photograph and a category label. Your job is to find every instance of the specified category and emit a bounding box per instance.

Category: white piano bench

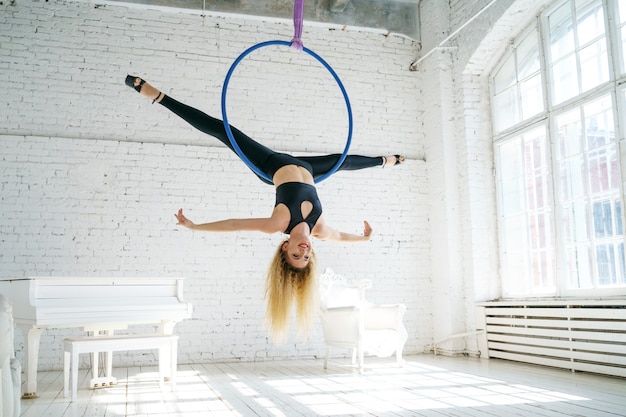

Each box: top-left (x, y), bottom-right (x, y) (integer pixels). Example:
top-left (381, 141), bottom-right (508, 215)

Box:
top-left (63, 334), bottom-right (178, 402)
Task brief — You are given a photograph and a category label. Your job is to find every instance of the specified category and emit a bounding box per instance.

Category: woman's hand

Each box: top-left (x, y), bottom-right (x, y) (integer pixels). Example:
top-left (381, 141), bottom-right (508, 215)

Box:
top-left (363, 220), bottom-right (373, 240)
top-left (174, 208), bottom-right (196, 230)
top-left (315, 220), bottom-right (373, 242)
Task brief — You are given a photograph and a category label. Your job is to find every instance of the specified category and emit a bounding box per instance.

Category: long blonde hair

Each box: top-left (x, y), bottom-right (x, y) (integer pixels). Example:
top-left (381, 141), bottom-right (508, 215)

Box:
top-left (264, 240), bottom-right (317, 343)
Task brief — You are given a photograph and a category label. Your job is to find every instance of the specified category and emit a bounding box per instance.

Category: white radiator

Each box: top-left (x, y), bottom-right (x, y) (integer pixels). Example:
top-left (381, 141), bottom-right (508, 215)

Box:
top-left (476, 300), bottom-right (626, 378)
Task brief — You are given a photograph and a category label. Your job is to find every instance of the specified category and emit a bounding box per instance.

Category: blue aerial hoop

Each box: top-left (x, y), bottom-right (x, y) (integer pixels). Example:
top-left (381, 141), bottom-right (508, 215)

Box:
top-left (220, 40), bottom-right (353, 184)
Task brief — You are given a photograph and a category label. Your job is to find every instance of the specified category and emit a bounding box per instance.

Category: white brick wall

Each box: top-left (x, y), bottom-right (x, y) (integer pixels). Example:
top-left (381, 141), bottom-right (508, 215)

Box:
top-left (1, 0), bottom-right (554, 370)
top-left (1, 0), bottom-right (429, 370)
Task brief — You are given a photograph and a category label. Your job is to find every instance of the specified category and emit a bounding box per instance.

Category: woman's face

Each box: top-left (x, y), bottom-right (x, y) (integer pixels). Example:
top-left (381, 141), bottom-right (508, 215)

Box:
top-left (282, 239), bottom-right (312, 269)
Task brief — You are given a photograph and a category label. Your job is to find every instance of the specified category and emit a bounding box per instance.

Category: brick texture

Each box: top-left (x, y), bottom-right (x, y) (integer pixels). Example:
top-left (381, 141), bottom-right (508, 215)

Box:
top-left (1, 0), bottom-right (428, 370)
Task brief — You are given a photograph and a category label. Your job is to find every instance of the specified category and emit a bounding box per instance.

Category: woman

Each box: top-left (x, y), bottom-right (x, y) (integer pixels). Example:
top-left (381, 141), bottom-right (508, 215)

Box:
top-left (125, 75), bottom-right (404, 341)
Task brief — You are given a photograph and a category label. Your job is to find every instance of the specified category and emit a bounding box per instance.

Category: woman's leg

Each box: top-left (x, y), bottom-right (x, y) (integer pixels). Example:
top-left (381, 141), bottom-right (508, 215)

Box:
top-left (157, 95), bottom-right (274, 158)
top-left (299, 154), bottom-right (403, 180)
top-left (127, 77), bottom-right (276, 183)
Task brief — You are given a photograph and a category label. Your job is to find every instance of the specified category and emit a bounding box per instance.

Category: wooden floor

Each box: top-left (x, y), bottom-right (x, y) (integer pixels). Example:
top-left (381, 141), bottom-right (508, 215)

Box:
top-left (18, 354), bottom-right (626, 417)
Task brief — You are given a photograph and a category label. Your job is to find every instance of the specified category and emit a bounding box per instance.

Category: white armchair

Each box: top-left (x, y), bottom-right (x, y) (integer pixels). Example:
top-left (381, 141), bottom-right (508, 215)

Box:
top-left (0, 294), bottom-right (21, 417)
top-left (318, 269), bottom-right (407, 373)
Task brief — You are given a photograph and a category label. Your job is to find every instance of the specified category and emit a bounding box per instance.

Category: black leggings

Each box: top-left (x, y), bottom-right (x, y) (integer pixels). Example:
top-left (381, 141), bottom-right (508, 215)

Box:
top-left (159, 95), bottom-right (384, 184)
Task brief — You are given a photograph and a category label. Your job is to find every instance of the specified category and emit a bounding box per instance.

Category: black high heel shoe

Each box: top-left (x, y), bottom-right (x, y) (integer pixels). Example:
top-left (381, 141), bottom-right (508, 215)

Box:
top-left (125, 75), bottom-right (145, 93)
top-left (393, 155), bottom-right (405, 165)
top-left (125, 75), bottom-right (162, 103)
top-left (382, 155), bottom-right (405, 168)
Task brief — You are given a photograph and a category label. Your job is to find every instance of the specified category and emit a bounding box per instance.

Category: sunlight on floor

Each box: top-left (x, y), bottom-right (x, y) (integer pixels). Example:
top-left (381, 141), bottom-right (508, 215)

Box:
top-left (261, 362), bottom-right (590, 416)
top-left (74, 359), bottom-right (592, 416)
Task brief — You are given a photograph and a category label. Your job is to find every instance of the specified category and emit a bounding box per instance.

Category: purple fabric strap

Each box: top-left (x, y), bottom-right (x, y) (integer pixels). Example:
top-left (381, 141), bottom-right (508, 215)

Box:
top-left (290, 0), bottom-right (304, 51)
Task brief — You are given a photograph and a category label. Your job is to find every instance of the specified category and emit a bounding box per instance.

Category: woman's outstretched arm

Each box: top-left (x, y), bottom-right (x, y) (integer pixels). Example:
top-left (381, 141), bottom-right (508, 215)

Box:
top-left (314, 220), bottom-right (373, 242)
top-left (174, 208), bottom-right (281, 234)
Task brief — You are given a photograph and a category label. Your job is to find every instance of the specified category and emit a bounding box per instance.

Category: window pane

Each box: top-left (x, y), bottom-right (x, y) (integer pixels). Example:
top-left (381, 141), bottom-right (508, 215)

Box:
top-left (576, 0), bottom-right (605, 46)
top-left (493, 87), bottom-right (519, 132)
top-left (499, 139), bottom-right (523, 181)
top-left (520, 74), bottom-right (544, 119)
top-left (559, 156), bottom-right (587, 199)
top-left (593, 200), bottom-right (614, 238)
top-left (549, 2), bottom-right (575, 61)
top-left (588, 148), bottom-right (617, 193)
top-left (503, 215), bottom-right (528, 251)
top-left (557, 109), bottom-right (586, 203)
top-left (619, 0), bottom-right (626, 23)
top-left (557, 107), bottom-right (583, 159)
top-left (501, 177), bottom-right (524, 214)
top-left (517, 29), bottom-right (541, 79)
top-left (617, 200), bottom-right (624, 235)
top-left (563, 201), bottom-right (590, 242)
top-left (596, 243), bottom-right (617, 284)
top-left (501, 214), bottom-right (530, 296)
top-left (616, 242), bottom-right (626, 284)
top-left (566, 243), bottom-right (593, 288)
top-left (502, 248), bottom-right (528, 295)
top-left (498, 139), bottom-right (524, 214)
top-left (552, 55), bottom-right (579, 104)
top-left (579, 38), bottom-right (609, 91)
top-left (584, 96), bottom-right (618, 190)
top-left (525, 133), bottom-right (551, 210)
top-left (584, 95), bottom-right (614, 148)
top-left (532, 247), bottom-right (556, 292)
top-left (621, 26), bottom-right (626, 74)
top-left (494, 54), bottom-right (516, 94)
top-left (617, 0), bottom-right (626, 74)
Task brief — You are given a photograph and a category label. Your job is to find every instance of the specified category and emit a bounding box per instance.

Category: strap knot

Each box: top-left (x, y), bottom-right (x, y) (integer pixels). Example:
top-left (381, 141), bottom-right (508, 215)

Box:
top-left (290, 38), bottom-right (303, 51)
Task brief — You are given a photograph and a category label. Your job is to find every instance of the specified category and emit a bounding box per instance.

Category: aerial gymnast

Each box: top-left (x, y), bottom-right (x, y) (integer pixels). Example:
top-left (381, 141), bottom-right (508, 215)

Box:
top-left (125, 75), bottom-right (404, 341)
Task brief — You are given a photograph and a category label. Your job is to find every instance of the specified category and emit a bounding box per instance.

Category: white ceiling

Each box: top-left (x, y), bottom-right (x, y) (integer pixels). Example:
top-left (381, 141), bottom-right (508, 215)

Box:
top-left (111, 0), bottom-right (419, 39)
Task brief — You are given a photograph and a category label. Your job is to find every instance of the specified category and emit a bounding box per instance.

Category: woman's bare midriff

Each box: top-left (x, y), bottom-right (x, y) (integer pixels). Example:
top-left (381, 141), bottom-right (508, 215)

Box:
top-left (272, 165), bottom-right (315, 187)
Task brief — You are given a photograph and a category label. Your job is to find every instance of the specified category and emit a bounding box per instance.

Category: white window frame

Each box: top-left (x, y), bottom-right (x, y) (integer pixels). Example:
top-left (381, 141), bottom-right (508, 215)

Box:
top-left (492, 0), bottom-right (626, 299)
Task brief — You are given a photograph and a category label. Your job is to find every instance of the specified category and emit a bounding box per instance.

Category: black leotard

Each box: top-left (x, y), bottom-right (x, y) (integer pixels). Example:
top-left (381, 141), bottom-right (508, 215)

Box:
top-left (275, 182), bottom-right (323, 234)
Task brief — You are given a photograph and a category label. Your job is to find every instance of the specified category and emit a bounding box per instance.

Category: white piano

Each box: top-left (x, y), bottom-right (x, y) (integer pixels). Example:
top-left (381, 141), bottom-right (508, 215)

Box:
top-left (0, 277), bottom-right (192, 398)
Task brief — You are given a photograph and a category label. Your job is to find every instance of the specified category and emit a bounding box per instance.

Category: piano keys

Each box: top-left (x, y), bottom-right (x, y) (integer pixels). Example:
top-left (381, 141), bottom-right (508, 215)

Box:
top-left (0, 277), bottom-right (192, 398)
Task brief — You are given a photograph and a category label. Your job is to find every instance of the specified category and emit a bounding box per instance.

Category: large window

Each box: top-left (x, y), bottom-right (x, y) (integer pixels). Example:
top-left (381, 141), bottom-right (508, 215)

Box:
top-left (491, 0), bottom-right (625, 297)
